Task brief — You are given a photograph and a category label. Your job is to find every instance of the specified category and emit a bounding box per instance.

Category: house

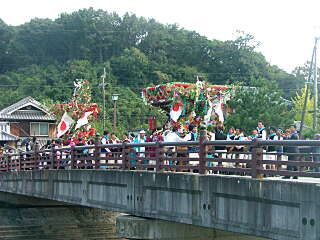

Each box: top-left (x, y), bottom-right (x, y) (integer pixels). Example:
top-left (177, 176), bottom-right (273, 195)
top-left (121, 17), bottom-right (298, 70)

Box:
top-left (0, 96), bottom-right (56, 147)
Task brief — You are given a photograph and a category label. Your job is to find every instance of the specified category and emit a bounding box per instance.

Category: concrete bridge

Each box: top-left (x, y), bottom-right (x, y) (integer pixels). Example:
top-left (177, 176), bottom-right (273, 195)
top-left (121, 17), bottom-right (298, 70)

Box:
top-left (0, 169), bottom-right (319, 240)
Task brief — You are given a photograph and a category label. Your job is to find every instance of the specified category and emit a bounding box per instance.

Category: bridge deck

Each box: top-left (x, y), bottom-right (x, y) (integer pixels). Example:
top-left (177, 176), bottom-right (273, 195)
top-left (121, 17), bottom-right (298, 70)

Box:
top-left (0, 170), bottom-right (319, 240)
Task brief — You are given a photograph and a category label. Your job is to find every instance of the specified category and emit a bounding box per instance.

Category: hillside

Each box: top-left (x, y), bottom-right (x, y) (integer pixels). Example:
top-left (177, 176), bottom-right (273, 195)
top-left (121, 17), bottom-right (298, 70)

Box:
top-left (0, 8), bottom-right (303, 133)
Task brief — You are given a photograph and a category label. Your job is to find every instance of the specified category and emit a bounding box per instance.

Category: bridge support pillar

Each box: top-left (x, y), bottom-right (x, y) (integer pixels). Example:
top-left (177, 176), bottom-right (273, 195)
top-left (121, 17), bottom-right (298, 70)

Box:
top-left (116, 215), bottom-right (268, 240)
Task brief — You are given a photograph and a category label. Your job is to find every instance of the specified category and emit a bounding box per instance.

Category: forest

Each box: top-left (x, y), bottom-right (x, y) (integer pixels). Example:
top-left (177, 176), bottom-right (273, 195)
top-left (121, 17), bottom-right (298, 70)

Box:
top-left (0, 8), bottom-right (308, 134)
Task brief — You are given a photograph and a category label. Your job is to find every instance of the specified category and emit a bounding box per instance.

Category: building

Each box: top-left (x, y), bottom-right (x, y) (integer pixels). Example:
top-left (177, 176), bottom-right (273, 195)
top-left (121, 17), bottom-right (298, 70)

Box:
top-left (0, 97), bottom-right (56, 147)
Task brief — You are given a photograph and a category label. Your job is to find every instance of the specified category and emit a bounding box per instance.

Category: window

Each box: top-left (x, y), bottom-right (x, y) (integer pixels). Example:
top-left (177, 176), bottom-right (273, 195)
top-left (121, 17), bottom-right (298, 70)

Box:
top-left (30, 123), bottom-right (49, 136)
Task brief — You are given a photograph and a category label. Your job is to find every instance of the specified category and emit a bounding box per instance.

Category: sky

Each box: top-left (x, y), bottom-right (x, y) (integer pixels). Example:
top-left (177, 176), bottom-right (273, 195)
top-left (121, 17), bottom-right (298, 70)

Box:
top-left (1, 0), bottom-right (320, 73)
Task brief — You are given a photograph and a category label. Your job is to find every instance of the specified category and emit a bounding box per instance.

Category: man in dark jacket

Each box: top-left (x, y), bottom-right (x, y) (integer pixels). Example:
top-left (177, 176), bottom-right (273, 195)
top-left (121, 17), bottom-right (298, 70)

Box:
top-left (283, 126), bottom-right (299, 179)
top-left (312, 134), bottom-right (320, 172)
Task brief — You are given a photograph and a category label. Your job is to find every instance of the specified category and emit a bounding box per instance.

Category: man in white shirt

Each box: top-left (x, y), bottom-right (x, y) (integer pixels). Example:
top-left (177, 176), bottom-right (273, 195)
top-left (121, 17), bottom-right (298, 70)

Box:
top-left (164, 127), bottom-right (184, 168)
top-left (165, 127), bottom-right (185, 143)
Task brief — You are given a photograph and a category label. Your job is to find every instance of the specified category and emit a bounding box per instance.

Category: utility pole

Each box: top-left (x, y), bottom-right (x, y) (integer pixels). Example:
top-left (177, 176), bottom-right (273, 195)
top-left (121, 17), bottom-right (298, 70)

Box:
top-left (102, 67), bottom-right (106, 130)
top-left (313, 38), bottom-right (318, 131)
top-left (300, 41), bottom-right (317, 137)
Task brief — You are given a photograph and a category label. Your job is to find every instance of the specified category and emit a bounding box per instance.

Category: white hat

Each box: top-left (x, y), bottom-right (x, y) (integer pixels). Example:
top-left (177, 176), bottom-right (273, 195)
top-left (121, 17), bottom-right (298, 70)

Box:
top-left (139, 130), bottom-right (146, 134)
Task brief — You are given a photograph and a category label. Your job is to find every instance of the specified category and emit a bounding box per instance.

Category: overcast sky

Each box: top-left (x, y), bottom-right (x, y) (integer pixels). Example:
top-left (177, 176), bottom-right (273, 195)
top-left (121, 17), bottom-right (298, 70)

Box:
top-left (1, 0), bottom-right (320, 73)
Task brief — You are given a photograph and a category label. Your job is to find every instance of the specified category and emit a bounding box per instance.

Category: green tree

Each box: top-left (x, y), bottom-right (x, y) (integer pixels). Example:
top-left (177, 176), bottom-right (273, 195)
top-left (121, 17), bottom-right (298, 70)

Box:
top-left (292, 85), bottom-right (314, 128)
top-left (110, 47), bottom-right (149, 89)
top-left (225, 82), bottom-right (294, 134)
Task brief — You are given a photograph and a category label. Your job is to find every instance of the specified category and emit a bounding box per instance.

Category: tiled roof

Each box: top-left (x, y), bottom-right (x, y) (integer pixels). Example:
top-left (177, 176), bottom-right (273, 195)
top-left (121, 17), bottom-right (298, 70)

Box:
top-left (0, 112), bottom-right (55, 121)
top-left (0, 131), bottom-right (19, 141)
top-left (0, 97), bottom-right (55, 121)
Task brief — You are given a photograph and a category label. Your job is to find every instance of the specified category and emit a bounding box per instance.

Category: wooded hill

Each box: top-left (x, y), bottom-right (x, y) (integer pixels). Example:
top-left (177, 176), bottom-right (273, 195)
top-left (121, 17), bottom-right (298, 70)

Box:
top-left (0, 8), bottom-right (305, 133)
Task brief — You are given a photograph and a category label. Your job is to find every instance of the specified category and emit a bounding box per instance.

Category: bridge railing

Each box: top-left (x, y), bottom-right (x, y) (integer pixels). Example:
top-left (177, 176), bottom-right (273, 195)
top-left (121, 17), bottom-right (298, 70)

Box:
top-left (1, 131), bottom-right (320, 178)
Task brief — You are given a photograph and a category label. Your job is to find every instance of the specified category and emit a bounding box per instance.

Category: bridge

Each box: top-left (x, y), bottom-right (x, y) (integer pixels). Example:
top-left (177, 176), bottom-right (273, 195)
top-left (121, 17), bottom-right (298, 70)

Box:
top-left (1, 132), bottom-right (320, 240)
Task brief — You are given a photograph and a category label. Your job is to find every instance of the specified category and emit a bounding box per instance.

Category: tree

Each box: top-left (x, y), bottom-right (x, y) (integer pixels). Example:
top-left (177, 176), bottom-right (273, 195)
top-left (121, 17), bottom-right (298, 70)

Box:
top-left (0, 8), bottom-right (305, 135)
top-left (110, 47), bottom-right (149, 89)
top-left (225, 82), bottom-right (294, 134)
top-left (292, 85), bottom-right (314, 128)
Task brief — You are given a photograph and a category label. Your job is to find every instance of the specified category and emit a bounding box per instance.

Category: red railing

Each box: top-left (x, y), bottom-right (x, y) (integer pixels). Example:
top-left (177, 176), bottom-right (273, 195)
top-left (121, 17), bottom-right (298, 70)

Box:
top-left (1, 130), bottom-right (320, 179)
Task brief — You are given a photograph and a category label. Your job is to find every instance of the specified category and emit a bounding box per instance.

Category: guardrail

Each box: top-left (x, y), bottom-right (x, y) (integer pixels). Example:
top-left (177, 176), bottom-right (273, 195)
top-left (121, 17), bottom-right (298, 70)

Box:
top-left (1, 130), bottom-right (320, 179)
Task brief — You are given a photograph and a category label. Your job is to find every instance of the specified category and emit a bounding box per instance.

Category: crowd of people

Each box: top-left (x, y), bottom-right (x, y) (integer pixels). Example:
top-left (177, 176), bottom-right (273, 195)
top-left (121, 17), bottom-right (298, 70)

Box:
top-left (0, 120), bottom-right (306, 178)
top-left (88, 120), bottom-right (302, 175)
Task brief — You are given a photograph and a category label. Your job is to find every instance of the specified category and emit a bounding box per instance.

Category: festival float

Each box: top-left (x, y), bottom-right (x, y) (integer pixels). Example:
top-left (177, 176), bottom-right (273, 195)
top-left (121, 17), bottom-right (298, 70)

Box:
top-left (142, 81), bottom-right (232, 130)
top-left (52, 79), bottom-right (100, 141)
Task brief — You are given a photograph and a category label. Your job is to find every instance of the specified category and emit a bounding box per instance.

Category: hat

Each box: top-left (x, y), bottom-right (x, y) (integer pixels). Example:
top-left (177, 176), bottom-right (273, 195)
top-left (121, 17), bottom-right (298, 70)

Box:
top-left (139, 130), bottom-right (146, 134)
top-left (269, 126), bottom-right (276, 132)
top-left (277, 128), bottom-right (283, 133)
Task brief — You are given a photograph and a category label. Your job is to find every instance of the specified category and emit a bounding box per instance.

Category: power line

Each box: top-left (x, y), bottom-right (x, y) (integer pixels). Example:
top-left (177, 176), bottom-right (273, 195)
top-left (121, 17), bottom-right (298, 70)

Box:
top-left (0, 84), bottom-right (305, 92)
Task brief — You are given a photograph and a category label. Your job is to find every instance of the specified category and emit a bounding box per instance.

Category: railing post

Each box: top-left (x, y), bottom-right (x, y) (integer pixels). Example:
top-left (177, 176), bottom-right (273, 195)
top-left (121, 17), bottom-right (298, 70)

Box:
top-left (50, 148), bottom-right (56, 170)
top-left (121, 143), bottom-right (128, 170)
top-left (33, 150), bottom-right (38, 170)
top-left (155, 142), bottom-right (161, 172)
top-left (0, 154), bottom-right (3, 171)
top-left (251, 138), bottom-right (263, 179)
top-left (70, 146), bottom-right (76, 170)
top-left (199, 129), bottom-right (207, 174)
top-left (276, 152), bottom-right (282, 171)
top-left (94, 135), bottom-right (100, 169)
top-left (18, 151), bottom-right (22, 171)
top-left (5, 154), bottom-right (9, 171)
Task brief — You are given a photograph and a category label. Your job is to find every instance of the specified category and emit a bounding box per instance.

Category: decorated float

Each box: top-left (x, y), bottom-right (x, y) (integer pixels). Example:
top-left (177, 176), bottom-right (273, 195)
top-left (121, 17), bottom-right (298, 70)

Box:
top-left (52, 79), bottom-right (100, 141)
top-left (142, 81), bottom-right (232, 130)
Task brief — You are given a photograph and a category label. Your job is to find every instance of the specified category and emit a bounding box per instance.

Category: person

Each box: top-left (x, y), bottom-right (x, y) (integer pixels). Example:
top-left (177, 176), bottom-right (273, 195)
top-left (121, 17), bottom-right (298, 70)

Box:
top-left (87, 139), bottom-right (95, 169)
top-left (75, 138), bottom-right (85, 169)
top-left (164, 127), bottom-right (184, 168)
top-left (215, 125), bottom-right (227, 169)
top-left (184, 125), bottom-right (199, 159)
top-left (234, 128), bottom-right (245, 169)
top-left (40, 140), bottom-right (52, 169)
top-left (283, 125), bottom-right (299, 179)
top-left (256, 121), bottom-right (267, 140)
top-left (133, 130), bottom-right (147, 166)
top-left (206, 127), bottom-right (216, 169)
top-left (164, 127), bottom-right (184, 142)
top-left (108, 133), bottom-right (121, 167)
top-left (247, 129), bottom-right (259, 140)
top-left (121, 133), bottom-right (134, 168)
top-left (226, 127), bottom-right (235, 141)
top-left (29, 137), bottom-right (40, 169)
top-left (184, 125), bottom-right (198, 141)
top-left (277, 128), bottom-right (285, 140)
top-left (226, 127), bottom-right (236, 160)
top-left (147, 128), bottom-right (164, 169)
top-left (313, 134), bottom-right (320, 172)
top-left (122, 134), bottom-right (131, 143)
top-left (25, 138), bottom-right (32, 152)
top-left (100, 131), bottom-right (111, 169)
top-left (266, 127), bottom-right (279, 171)
top-left (207, 125), bottom-right (215, 142)
top-left (129, 133), bottom-right (135, 142)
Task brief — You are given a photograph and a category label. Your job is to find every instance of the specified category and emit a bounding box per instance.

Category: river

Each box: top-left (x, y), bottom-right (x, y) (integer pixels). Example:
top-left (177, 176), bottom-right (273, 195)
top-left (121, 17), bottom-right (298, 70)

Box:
top-left (0, 206), bottom-right (267, 240)
top-left (0, 206), bottom-right (124, 239)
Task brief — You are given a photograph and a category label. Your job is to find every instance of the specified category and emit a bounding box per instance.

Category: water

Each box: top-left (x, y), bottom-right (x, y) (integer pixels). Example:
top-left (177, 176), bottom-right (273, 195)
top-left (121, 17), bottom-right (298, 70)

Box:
top-left (0, 206), bottom-right (267, 240)
top-left (0, 206), bottom-right (124, 239)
